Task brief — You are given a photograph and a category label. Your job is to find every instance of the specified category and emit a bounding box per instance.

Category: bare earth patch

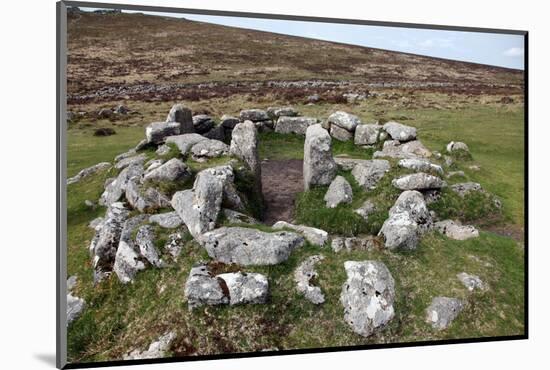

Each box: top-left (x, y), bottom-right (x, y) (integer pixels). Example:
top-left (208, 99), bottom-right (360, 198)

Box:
top-left (261, 159), bottom-right (303, 225)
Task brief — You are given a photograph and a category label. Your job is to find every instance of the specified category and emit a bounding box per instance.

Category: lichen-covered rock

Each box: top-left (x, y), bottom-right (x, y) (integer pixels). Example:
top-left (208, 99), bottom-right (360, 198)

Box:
top-left (294, 255), bottom-right (325, 304)
top-left (67, 293), bottom-right (86, 326)
top-left (426, 297), bottom-right (465, 330)
top-left (392, 172), bottom-right (445, 190)
top-left (324, 176), bottom-right (353, 208)
top-left (331, 236), bottom-right (376, 253)
top-left (451, 182), bottom-right (482, 197)
top-left (223, 208), bottom-right (259, 225)
top-left (328, 111), bottom-right (361, 131)
top-left (457, 272), bottom-right (486, 291)
top-left (435, 220), bottom-right (479, 240)
top-left (67, 276), bottom-right (78, 292)
top-left (145, 121), bottom-right (181, 144)
top-left (113, 214), bottom-right (149, 284)
top-left (354, 200), bottom-right (376, 221)
top-left (114, 153), bottom-right (147, 170)
top-left (166, 104), bottom-right (194, 133)
top-left (373, 140), bottom-right (432, 159)
top-left (199, 227), bottom-right (304, 266)
top-left (164, 232), bottom-right (185, 258)
top-left (275, 116), bottom-right (317, 135)
top-left (145, 159), bottom-right (164, 173)
top-left (99, 164), bottom-right (144, 206)
top-left (124, 332), bottom-right (176, 360)
top-left (143, 158), bottom-right (191, 183)
top-left (217, 271), bottom-right (269, 305)
top-left (202, 165), bottom-right (246, 211)
top-left (330, 124), bottom-right (354, 141)
top-left (240, 109), bottom-right (269, 122)
top-left (446, 141), bottom-right (469, 153)
top-left (388, 190), bottom-right (432, 229)
top-left (304, 124), bottom-right (337, 190)
top-left (398, 158), bottom-right (443, 175)
top-left (185, 265), bottom-right (229, 309)
top-left (190, 139), bottom-right (230, 161)
top-left (334, 157), bottom-right (372, 171)
top-left (272, 221), bottom-right (328, 246)
top-left (383, 121), bottom-right (417, 142)
top-left (354, 124), bottom-right (380, 145)
top-left (125, 177), bottom-right (171, 213)
top-left (165, 133), bottom-right (207, 155)
top-left (267, 106), bottom-right (299, 119)
top-left (341, 261), bottom-right (395, 337)
top-left (135, 225), bottom-right (163, 267)
top-left (149, 211), bottom-right (183, 229)
top-left (67, 162), bottom-right (111, 185)
top-left (351, 160), bottom-right (390, 190)
top-left (230, 121), bottom-right (262, 193)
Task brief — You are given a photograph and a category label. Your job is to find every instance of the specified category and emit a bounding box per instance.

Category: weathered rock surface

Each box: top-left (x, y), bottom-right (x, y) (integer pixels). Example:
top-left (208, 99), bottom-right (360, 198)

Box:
top-left (303, 124), bottom-right (337, 190)
top-left (191, 139), bottom-right (230, 161)
top-left (223, 208), bottom-right (259, 225)
top-left (199, 227), bottom-right (304, 265)
top-left (124, 332), bottom-right (176, 360)
top-left (383, 121), bottom-right (417, 142)
top-left (354, 200), bottom-right (376, 221)
top-left (185, 265), bottom-right (229, 309)
top-left (67, 294), bottom-right (86, 326)
top-left (451, 182), bottom-right (482, 197)
top-left (220, 115), bottom-right (240, 129)
top-left (334, 157), bottom-right (372, 171)
top-left (240, 109), bottom-right (269, 122)
top-left (373, 140), bottom-right (432, 159)
top-left (275, 116), bottom-right (317, 135)
top-left (294, 255), bottom-right (325, 304)
top-left (217, 271), bottom-right (269, 306)
top-left (324, 175), bottom-right (353, 208)
top-left (192, 114), bottom-right (215, 134)
top-left (351, 160), bottom-right (391, 190)
top-left (203, 125), bottom-right (225, 141)
top-left (143, 158), bottom-right (191, 183)
top-left (135, 225), bottom-right (163, 268)
top-left (171, 171), bottom-right (224, 239)
top-left (67, 162), bottom-right (111, 185)
top-left (398, 158), bottom-right (443, 175)
top-left (230, 121), bottom-right (262, 193)
top-left (354, 124), bottom-right (380, 145)
top-left (113, 214), bottom-right (149, 284)
top-left (272, 221), bottom-right (328, 246)
top-left (330, 124), bottom-right (353, 142)
top-left (166, 104), bottom-right (194, 133)
top-left (341, 261), bottom-right (395, 337)
top-left (67, 276), bottom-right (78, 292)
top-left (125, 177), bottom-right (171, 213)
top-left (267, 106), bottom-right (299, 119)
top-left (426, 297), bottom-right (465, 330)
top-left (99, 164), bottom-right (144, 206)
top-left (328, 111), bottom-right (361, 131)
top-left (165, 133), bottom-right (207, 155)
top-left (145, 121), bottom-right (181, 144)
top-left (202, 165), bottom-right (246, 211)
top-left (149, 211), bottom-right (184, 229)
top-left (164, 232), bottom-right (185, 258)
top-left (331, 237), bottom-right (376, 253)
top-left (392, 172), bottom-right (445, 191)
top-left (457, 272), bottom-right (486, 291)
top-left (145, 159), bottom-right (164, 173)
top-left (446, 141), bottom-right (469, 153)
top-left (114, 153), bottom-right (147, 170)
top-left (435, 220), bottom-right (479, 240)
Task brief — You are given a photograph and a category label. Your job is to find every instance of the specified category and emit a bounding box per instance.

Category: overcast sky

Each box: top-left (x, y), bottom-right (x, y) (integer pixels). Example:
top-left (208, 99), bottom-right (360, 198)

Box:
top-left (83, 8), bottom-right (525, 70)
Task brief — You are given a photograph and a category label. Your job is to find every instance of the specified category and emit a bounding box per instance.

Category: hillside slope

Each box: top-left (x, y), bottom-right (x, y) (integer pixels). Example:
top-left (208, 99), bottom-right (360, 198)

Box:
top-left (67, 11), bottom-right (524, 97)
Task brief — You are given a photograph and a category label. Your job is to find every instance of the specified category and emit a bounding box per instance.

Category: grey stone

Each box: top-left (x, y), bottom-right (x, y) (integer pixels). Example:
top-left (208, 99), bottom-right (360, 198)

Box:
top-left (88, 217), bottom-right (104, 230)
top-left (330, 124), bottom-right (354, 141)
top-left (203, 165), bottom-right (246, 212)
top-left (294, 255), bottom-right (325, 304)
top-left (354, 200), bottom-right (376, 221)
top-left (166, 104), bottom-right (194, 133)
top-left (373, 140), bottom-right (432, 159)
top-left (113, 214), bottom-right (149, 284)
top-left (392, 172), bottom-right (445, 191)
top-left (164, 232), bottom-right (185, 258)
top-left (134, 139), bottom-right (149, 151)
top-left (351, 160), bottom-right (391, 190)
top-left (143, 158), bottom-right (190, 183)
top-left (217, 271), bottom-right (269, 305)
top-left (334, 157), bottom-right (372, 171)
top-left (155, 144), bottom-right (171, 156)
top-left (145, 121), bottom-right (182, 144)
top-left (254, 120), bottom-right (274, 133)
top-left (149, 211), bottom-right (184, 229)
top-left (203, 125), bottom-right (225, 141)
top-left (324, 176), bottom-right (353, 208)
top-left (114, 153), bottom-right (147, 170)
top-left (272, 221), bottom-right (328, 247)
top-left (341, 261), bottom-right (395, 337)
top-left (67, 162), bottom-right (111, 185)
top-left (191, 139), bottom-right (230, 161)
top-left (307, 94), bottom-right (320, 103)
top-left (426, 297), bottom-right (465, 330)
top-left (223, 209), bottom-right (259, 225)
top-left (192, 114), bottom-right (215, 134)
top-left (275, 116), bottom-right (317, 135)
top-left (303, 124), bottom-right (337, 190)
top-left (67, 294), bottom-right (86, 326)
top-left (114, 105), bottom-right (129, 114)
top-left (240, 109), bottom-right (269, 122)
top-left (435, 220), bottom-right (479, 240)
top-left (398, 158), bottom-right (443, 175)
top-left (84, 200), bottom-right (96, 209)
top-left (328, 111), bottom-right (361, 131)
top-left (230, 121), bottom-right (262, 193)
top-left (389, 190), bottom-right (432, 227)
top-left (331, 237), bottom-right (376, 253)
top-left (185, 265), bottom-right (229, 309)
top-left (354, 124), bottom-right (381, 145)
top-left (99, 164), bottom-right (144, 206)
top-left (125, 177), bottom-right (171, 213)
top-left (67, 276), bottom-right (77, 292)
top-left (383, 121), bottom-right (417, 142)
top-left (171, 171), bottom-right (224, 239)
top-left (199, 227), bottom-right (304, 266)
top-left (446, 141), bottom-right (469, 153)
top-left (124, 332), bottom-right (177, 360)
top-left (114, 148), bottom-right (137, 163)
top-left (220, 115), bottom-right (240, 129)
top-left (145, 159), bottom-right (164, 173)
top-left (267, 106), bottom-right (299, 119)
top-left (165, 133), bottom-right (208, 155)
top-left (457, 272), bottom-right (486, 291)
top-left (135, 225), bottom-right (163, 268)
top-left (446, 171), bottom-right (465, 179)
top-left (451, 182), bottom-right (483, 197)
top-left (98, 108), bottom-right (112, 118)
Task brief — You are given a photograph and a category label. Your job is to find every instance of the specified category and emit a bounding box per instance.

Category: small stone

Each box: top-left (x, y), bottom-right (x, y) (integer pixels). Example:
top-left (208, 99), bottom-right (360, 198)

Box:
top-left (123, 332), bottom-right (176, 360)
top-left (354, 200), bottom-right (376, 221)
top-left (155, 144), bottom-right (171, 156)
top-left (426, 297), bottom-right (465, 330)
top-left (351, 160), bottom-right (391, 190)
top-left (392, 172), bottom-right (445, 191)
top-left (272, 221), bottom-right (328, 246)
top-left (67, 293), bottom-right (86, 326)
top-left (446, 141), bottom-right (469, 153)
top-left (328, 111), bottom-right (361, 131)
top-left (383, 121), bottom-right (417, 142)
top-left (149, 211), bottom-right (184, 229)
top-left (324, 176), bottom-right (353, 208)
top-left (457, 272), bottom-right (487, 291)
top-left (240, 109), bottom-right (269, 122)
top-left (398, 158), bottom-right (443, 175)
top-left (435, 220), bottom-right (479, 240)
top-left (330, 124), bottom-right (354, 141)
top-left (354, 124), bottom-right (381, 145)
top-left (294, 255), bottom-right (325, 304)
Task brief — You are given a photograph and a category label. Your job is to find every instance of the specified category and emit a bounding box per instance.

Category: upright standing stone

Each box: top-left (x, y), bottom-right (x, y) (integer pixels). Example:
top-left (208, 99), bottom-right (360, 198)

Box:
top-left (166, 104), bottom-right (194, 133)
top-left (303, 124), bottom-right (337, 190)
top-left (230, 121), bottom-right (262, 194)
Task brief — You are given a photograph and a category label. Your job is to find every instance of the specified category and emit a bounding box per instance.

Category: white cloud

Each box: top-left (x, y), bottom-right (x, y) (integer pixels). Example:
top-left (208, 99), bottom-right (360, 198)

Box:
top-left (503, 47), bottom-right (524, 57)
top-left (418, 38), bottom-right (454, 49)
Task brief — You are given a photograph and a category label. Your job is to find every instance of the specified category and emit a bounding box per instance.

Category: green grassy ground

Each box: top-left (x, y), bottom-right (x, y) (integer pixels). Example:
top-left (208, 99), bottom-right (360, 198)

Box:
top-left (66, 97), bottom-right (525, 364)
